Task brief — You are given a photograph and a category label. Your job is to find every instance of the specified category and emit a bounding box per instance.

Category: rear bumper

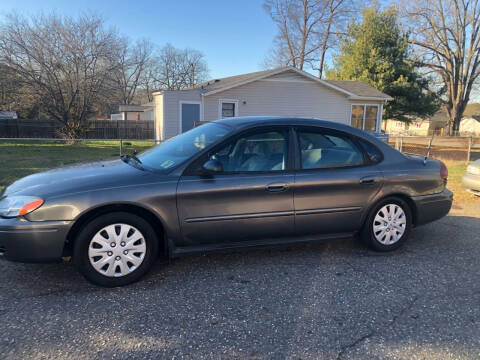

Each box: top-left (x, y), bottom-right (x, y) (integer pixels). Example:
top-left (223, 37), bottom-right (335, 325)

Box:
top-left (0, 218), bottom-right (72, 263)
top-left (462, 173), bottom-right (480, 195)
top-left (411, 189), bottom-right (453, 226)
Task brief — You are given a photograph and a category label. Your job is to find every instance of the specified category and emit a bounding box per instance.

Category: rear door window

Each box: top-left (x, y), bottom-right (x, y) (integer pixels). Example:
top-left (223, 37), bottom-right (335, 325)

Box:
top-left (297, 129), bottom-right (365, 169)
top-left (358, 139), bottom-right (383, 164)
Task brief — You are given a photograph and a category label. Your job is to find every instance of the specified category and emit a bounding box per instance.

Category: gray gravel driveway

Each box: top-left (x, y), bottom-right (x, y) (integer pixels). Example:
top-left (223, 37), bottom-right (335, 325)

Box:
top-left (0, 202), bottom-right (479, 359)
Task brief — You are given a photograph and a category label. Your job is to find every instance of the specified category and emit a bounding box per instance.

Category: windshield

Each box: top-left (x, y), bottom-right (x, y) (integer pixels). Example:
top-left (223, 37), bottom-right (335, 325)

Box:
top-left (139, 122), bottom-right (232, 170)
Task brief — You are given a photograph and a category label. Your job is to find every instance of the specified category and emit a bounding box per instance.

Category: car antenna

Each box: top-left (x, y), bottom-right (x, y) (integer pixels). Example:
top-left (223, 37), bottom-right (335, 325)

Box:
top-left (424, 134), bottom-right (434, 165)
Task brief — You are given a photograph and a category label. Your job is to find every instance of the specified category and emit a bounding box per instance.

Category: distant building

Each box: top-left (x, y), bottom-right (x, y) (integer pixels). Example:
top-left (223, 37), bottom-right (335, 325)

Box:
top-left (383, 109), bottom-right (480, 136)
top-left (110, 103), bottom-right (154, 121)
top-left (460, 117), bottom-right (480, 136)
top-left (0, 110), bottom-right (18, 119)
top-left (382, 109), bottom-right (448, 136)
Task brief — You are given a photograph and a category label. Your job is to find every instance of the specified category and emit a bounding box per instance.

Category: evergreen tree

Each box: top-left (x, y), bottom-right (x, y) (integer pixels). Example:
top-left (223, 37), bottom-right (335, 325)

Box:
top-left (326, 5), bottom-right (442, 121)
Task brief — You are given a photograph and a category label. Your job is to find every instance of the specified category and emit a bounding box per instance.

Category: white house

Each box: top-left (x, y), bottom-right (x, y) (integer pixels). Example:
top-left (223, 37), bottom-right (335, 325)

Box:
top-left (152, 67), bottom-right (392, 141)
top-left (111, 103), bottom-right (154, 121)
top-left (460, 117), bottom-right (480, 135)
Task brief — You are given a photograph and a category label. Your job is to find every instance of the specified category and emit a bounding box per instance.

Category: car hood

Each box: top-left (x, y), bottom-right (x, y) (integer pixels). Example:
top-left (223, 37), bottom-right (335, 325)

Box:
top-left (2, 158), bottom-right (167, 198)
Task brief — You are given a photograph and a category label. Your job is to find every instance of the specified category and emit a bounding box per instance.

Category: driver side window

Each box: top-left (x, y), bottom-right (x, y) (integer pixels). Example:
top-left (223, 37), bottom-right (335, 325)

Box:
top-left (209, 130), bottom-right (288, 172)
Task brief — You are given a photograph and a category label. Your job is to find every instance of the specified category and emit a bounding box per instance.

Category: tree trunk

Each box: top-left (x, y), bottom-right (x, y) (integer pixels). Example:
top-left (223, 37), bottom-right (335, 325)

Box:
top-left (446, 107), bottom-right (463, 136)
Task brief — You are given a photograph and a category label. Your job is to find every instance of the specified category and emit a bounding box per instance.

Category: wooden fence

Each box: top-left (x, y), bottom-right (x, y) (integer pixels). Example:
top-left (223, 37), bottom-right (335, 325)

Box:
top-left (0, 119), bottom-right (155, 139)
top-left (389, 135), bottom-right (480, 162)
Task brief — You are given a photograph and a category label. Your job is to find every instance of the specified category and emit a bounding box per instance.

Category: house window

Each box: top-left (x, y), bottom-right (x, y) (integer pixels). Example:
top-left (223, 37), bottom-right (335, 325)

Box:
top-left (221, 102), bottom-right (235, 118)
top-left (350, 104), bottom-right (379, 131)
top-left (351, 105), bottom-right (364, 129)
top-left (219, 99), bottom-right (239, 118)
top-left (364, 106), bottom-right (378, 131)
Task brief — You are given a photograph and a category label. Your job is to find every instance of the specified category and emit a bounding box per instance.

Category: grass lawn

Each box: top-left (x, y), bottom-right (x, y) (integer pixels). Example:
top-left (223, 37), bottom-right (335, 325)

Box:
top-left (442, 161), bottom-right (478, 203)
top-left (0, 140), bottom-right (154, 192)
top-left (0, 140), bottom-right (478, 205)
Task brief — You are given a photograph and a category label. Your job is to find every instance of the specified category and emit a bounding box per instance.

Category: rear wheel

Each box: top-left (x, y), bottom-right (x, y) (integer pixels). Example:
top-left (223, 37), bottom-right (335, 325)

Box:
top-left (361, 198), bottom-right (412, 251)
top-left (73, 212), bottom-right (159, 287)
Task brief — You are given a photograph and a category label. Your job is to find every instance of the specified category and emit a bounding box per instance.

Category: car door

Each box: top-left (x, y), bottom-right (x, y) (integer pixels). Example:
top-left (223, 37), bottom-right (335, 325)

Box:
top-left (177, 127), bottom-right (295, 246)
top-left (293, 127), bottom-right (384, 236)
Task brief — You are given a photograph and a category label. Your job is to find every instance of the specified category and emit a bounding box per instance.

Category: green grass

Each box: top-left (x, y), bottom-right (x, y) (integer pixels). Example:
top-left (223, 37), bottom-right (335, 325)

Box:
top-left (0, 140), bottom-right (154, 192)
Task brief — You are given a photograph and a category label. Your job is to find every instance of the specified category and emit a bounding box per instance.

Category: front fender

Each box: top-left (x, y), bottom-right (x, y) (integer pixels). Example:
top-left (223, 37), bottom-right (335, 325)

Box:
top-left (24, 179), bottom-right (181, 244)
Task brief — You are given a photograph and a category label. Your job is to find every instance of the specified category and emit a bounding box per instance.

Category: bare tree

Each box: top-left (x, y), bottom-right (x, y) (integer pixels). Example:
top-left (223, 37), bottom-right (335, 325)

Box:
top-left (111, 38), bottom-right (153, 105)
top-left (181, 48), bottom-right (209, 88)
top-left (0, 13), bottom-right (121, 137)
top-left (0, 64), bottom-right (20, 111)
top-left (149, 43), bottom-right (208, 91)
top-left (0, 65), bottom-right (42, 118)
top-left (263, 0), bottom-right (355, 77)
top-left (314, 0), bottom-right (352, 78)
top-left (405, 0), bottom-right (480, 135)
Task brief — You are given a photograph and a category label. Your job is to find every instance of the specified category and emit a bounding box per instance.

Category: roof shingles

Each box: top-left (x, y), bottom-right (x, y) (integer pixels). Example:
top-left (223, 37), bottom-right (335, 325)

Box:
top-left (190, 67), bottom-right (391, 100)
top-left (323, 80), bottom-right (391, 99)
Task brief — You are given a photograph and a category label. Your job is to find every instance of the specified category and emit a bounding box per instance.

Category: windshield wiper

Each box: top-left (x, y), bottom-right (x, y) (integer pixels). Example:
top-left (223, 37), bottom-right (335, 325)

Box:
top-left (130, 151), bottom-right (142, 164)
top-left (121, 151), bottom-right (143, 169)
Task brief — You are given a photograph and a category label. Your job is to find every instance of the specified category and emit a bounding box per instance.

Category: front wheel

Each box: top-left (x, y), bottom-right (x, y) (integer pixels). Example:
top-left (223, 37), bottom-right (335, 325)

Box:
top-left (73, 212), bottom-right (159, 287)
top-left (361, 198), bottom-right (412, 251)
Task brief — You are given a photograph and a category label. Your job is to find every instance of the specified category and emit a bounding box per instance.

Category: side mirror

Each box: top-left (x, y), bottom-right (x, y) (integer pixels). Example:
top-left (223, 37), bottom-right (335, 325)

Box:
top-left (202, 159), bottom-right (223, 173)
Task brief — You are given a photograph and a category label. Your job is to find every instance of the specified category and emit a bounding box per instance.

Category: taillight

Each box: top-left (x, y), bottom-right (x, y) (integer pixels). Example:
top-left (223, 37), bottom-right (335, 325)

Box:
top-left (440, 161), bottom-right (448, 180)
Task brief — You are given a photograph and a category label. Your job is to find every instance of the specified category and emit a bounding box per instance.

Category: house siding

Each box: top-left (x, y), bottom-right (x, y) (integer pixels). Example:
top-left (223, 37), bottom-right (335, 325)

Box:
top-left (153, 70), bottom-right (385, 140)
top-left (154, 89), bottom-right (202, 140)
top-left (203, 71), bottom-right (353, 124)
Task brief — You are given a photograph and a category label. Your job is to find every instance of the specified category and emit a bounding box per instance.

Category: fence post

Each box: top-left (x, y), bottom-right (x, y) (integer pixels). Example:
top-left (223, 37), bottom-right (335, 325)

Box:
top-left (120, 139), bottom-right (123, 156)
top-left (467, 136), bottom-right (472, 163)
top-left (400, 136), bottom-right (403, 152)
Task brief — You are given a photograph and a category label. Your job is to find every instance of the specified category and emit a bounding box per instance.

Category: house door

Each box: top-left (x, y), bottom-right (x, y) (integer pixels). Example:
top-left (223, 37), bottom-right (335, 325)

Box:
top-left (181, 103), bottom-right (200, 133)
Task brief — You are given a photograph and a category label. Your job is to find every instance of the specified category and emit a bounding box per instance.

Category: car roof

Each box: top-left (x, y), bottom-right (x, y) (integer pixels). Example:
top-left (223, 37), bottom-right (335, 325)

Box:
top-left (212, 116), bottom-right (371, 138)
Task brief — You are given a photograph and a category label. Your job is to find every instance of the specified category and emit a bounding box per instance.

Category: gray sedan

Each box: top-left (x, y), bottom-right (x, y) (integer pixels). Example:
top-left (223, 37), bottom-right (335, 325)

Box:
top-left (0, 117), bottom-right (453, 287)
top-left (462, 159), bottom-right (480, 196)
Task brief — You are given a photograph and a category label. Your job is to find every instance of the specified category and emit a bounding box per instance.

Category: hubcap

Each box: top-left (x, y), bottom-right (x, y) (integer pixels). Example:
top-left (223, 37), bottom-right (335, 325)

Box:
top-left (88, 224), bottom-right (146, 277)
top-left (373, 204), bottom-right (406, 245)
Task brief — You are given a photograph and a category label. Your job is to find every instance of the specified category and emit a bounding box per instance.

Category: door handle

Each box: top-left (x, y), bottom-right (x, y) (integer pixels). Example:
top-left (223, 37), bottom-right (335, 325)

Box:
top-left (360, 176), bottom-right (377, 185)
top-left (266, 183), bottom-right (288, 192)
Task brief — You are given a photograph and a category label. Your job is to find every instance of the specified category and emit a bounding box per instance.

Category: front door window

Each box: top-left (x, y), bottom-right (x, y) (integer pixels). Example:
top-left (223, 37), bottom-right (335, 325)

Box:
top-left (209, 130), bottom-right (288, 172)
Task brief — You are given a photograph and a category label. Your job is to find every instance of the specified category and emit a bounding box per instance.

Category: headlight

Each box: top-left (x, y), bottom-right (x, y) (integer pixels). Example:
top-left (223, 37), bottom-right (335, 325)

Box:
top-left (467, 165), bottom-right (480, 176)
top-left (0, 196), bottom-right (44, 218)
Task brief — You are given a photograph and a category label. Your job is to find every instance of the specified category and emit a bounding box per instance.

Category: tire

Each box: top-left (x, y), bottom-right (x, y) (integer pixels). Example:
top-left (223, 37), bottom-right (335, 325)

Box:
top-left (73, 212), bottom-right (159, 287)
top-left (361, 197), bottom-right (412, 252)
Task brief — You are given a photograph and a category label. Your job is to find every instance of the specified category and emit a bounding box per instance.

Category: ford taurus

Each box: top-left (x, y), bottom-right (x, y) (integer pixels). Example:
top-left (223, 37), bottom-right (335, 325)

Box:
top-left (0, 117), bottom-right (453, 286)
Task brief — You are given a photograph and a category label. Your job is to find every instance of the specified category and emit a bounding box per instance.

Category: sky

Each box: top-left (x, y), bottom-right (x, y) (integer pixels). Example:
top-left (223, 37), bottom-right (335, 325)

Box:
top-left (0, 0), bottom-right (277, 79)
top-left (1, 0), bottom-right (478, 102)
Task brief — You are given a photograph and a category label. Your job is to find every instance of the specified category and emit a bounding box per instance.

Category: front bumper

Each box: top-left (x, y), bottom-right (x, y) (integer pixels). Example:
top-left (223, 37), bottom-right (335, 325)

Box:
top-left (0, 217), bottom-right (72, 263)
top-left (411, 189), bottom-right (453, 226)
top-left (462, 173), bottom-right (480, 195)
